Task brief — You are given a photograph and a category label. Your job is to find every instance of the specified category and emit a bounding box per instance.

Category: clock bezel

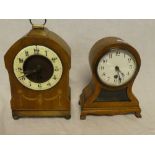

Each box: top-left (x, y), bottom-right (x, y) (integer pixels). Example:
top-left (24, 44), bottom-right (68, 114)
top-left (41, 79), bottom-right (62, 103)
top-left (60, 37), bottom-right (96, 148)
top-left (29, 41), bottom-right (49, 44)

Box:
top-left (93, 43), bottom-right (141, 90)
top-left (13, 45), bottom-right (64, 91)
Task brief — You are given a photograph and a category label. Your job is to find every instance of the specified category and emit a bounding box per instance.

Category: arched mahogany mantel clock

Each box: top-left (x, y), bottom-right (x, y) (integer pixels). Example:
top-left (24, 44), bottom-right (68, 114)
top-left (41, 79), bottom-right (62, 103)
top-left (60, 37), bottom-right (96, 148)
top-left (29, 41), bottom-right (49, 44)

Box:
top-left (79, 37), bottom-right (141, 120)
top-left (4, 20), bottom-right (71, 120)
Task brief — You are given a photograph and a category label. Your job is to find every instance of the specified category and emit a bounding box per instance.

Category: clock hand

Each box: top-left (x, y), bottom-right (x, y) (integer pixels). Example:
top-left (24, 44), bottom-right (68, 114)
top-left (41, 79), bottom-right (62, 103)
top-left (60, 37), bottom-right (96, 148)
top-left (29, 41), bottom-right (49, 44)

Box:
top-left (115, 65), bottom-right (124, 78)
top-left (19, 66), bottom-right (42, 78)
top-left (23, 64), bottom-right (42, 73)
top-left (119, 69), bottom-right (125, 77)
top-left (23, 69), bottom-right (36, 74)
top-left (116, 66), bottom-right (124, 75)
top-left (114, 74), bottom-right (118, 84)
top-left (115, 66), bottom-right (122, 84)
top-left (18, 70), bottom-right (37, 79)
top-left (19, 69), bottom-right (37, 76)
top-left (115, 66), bottom-right (120, 72)
top-left (117, 71), bottom-right (122, 84)
top-left (114, 70), bottom-right (119, 84)
top-left (118, 75), bottom-right (122, 83)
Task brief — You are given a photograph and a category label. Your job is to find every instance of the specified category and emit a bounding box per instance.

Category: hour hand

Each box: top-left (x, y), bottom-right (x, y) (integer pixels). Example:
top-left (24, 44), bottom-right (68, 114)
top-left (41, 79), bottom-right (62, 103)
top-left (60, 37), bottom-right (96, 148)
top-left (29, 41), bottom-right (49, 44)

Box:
top-left (114, 74), bottom-right (118, 83)
top-left (118, 76), bottom-right (122, 83)
top-left (114, 67), bottom-right (122, 84)
top-left (20, 65), bottom-right (42, 75)
top-left (20, 69), bottom-right (36, 76)
top-left (19, 68), bottom-right (40, 78)
top-left (114, 73), bottom-right (122, 84)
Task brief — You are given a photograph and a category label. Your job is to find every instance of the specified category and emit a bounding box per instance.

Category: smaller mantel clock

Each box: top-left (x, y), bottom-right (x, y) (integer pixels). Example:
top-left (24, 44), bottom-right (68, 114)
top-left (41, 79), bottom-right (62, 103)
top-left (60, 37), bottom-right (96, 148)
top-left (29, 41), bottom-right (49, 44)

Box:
top-left (4, 20), bottom-right (71, 119)
top-left (79, 37), bottom-right (141, 120)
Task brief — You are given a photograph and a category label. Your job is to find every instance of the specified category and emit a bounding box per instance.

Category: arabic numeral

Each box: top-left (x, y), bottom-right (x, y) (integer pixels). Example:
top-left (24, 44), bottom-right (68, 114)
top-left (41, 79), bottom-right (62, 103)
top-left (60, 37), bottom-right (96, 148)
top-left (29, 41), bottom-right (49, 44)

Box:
top-left (54, 66), bottom-right (59, 71)
top-left (18, 58), bottom-right (24, 63)
top-left (34, 47), bottom-right (39, 54)
top-left (29, 82), bottom-right (32, 86)
top-left (53, 75), bottom-right (57, 80)
top-left (129, 65), bottom-right (132, 69)
top-left (17, 67), bottom-right (23, 72)
top-left (128, 58), bottom-right (132, 63)
top-left (45, 50), bottom-right (48, 56)
top-left (109, 53), bottom-right (112, 59)
top-left (51, 57), bottom-right (57, 63)
top-left (116, 51), bottom-right (120, 56)
top-left (100, 66), bottom-right (104, 70)
top-left (38, 84), bottom-right (42, 88)
top-left (47, 82), bottom-right (51, 86)
top-left (102, 72), bottom-right (106, 76)
top-left (19, 76), bottom-right (25, 81)
top-left (103, 59), bottom-right (107, 63)
top-left (25, 51), bottom-right (29, 56)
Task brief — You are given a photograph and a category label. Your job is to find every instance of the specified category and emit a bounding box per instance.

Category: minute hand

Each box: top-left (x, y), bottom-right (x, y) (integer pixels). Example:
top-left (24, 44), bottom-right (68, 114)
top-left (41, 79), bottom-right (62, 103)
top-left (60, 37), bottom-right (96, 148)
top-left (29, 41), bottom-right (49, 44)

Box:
top-left (118, 69), bottom-right (125, 77)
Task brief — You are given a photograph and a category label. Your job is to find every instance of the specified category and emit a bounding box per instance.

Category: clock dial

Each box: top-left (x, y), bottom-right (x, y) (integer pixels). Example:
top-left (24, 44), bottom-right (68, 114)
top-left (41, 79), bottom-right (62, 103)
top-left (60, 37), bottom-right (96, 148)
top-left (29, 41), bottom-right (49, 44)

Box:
top-left (97, 48), bottom-right (137, 86)
top-left (13, 45), bottom-right (63, 90)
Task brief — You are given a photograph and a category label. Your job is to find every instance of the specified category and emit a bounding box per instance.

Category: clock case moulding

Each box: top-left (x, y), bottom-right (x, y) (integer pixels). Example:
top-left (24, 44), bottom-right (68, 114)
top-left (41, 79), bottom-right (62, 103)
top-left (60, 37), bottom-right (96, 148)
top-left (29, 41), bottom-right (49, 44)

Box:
top-left (79, 37), bottom-right (141, 120)
top-left (4, 25), bottom-right (71, 120)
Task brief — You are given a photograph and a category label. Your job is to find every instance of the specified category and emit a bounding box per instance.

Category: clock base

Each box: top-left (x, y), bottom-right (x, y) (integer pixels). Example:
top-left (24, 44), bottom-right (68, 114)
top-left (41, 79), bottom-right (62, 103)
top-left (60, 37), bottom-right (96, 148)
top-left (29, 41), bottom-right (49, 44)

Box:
top-left (12, 110), bottom-right (71, 120)
top-left (80, 107), bottom-right (141, 120)
top-left (79, 93), bottom-right (141, 120)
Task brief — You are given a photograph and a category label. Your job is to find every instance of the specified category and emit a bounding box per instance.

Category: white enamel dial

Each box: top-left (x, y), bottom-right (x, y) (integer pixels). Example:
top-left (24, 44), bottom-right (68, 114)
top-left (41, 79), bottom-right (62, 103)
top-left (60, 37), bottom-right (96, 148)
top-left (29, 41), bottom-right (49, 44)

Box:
top-left (13, 45), bottom-right (63, 90)
top-left (97, 48), bottom-right (137, 87)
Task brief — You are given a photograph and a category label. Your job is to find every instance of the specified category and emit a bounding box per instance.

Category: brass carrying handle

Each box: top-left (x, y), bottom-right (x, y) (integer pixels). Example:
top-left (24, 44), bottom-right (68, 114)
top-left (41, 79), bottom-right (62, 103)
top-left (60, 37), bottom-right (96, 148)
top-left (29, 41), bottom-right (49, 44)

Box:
top-left (29, 19), bottom-right (47, 28)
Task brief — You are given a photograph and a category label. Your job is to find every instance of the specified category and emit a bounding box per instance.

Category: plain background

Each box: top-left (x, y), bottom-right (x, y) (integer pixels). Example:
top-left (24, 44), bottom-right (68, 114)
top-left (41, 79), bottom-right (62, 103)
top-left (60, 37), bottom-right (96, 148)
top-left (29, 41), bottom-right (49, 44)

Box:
top-left (0, 19), bottom-right (155, 134)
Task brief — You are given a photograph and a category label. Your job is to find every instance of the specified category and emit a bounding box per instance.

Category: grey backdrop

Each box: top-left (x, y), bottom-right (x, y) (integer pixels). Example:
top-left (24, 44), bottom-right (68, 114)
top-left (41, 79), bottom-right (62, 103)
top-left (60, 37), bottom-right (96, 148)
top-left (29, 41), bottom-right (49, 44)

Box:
top-left (0, 19), bottom-right (154, 134)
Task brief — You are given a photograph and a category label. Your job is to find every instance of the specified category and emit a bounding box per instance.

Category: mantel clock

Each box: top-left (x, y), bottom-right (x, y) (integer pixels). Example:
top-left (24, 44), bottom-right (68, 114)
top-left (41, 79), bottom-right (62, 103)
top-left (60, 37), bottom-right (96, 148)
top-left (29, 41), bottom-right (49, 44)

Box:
top-left (79, 37), bottom-right (141, 120)
top-left (4, 20), bottom-right (71, 119)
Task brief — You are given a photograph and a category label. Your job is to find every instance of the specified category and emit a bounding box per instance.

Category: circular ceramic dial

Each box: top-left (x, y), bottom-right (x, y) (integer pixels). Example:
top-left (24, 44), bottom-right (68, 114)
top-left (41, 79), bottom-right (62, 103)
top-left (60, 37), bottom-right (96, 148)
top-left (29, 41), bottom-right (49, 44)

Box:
top-left (13, 45), bottom-right (63, 90)
top-left (97, 48), bottom-right (137, 87)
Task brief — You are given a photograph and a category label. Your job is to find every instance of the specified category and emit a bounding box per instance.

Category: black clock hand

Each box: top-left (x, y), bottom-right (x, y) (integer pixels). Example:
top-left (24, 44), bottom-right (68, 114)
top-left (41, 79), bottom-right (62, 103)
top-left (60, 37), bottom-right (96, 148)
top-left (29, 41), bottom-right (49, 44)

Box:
top-left (19, 69), bottom-right (37, 76)
top-left (19, 65), bottom-right (42, 78)
top-left (19, 70), bottom-right (37, 79)
top-left (115, 66), bottom-right (123, 84)
top-left (25, 69), bottom-right (37, 75)
top-left (118, 75), bottom-right (122, 83)
top-left (114, 70), bottom-right (119, 83)
top-left (115, 66), bottom-right (122, 72)
top-left (117, 71), bottom-right (122, 84)
top-left (115, 66), bottom-right (124, 78)
top-left (119, 69), bottom-right (125, 77)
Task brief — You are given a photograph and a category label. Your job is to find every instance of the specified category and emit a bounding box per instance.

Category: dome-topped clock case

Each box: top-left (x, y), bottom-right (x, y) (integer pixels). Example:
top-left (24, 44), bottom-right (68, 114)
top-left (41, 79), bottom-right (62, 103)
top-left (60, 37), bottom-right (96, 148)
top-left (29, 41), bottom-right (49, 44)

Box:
top-left (79, 37), bottom-right (141, 120)
top-left (4, 23), bottom-right (71, 119)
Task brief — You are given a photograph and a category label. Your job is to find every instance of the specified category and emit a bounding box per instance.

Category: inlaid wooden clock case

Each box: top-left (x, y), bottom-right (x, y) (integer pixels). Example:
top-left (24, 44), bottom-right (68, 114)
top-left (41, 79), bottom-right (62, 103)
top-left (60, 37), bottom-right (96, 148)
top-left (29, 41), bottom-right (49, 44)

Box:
top-left (79, 37), bottom-right (141, 120)
top-left (4, 26), bottom-right (71, 119)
